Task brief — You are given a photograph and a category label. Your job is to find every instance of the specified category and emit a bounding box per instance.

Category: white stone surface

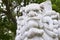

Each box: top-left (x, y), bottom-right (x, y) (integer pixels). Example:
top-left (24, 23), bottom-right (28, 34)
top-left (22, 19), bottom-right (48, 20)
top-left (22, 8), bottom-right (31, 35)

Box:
top-left (15, 0), bottom-right (60, 40)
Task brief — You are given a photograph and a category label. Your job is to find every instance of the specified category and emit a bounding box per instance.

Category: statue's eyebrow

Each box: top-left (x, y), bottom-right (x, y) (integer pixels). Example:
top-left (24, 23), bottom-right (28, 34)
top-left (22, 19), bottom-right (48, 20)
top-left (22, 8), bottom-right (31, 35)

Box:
top-left (33, 10), bottom-right (39, 12)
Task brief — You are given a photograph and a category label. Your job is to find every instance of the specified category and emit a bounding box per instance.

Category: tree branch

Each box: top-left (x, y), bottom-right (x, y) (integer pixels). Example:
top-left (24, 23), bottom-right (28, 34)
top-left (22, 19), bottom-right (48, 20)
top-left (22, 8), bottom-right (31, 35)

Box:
top-left (2, 0), bottom-right (17, 34)
top-left (24, 0), bottom-right (26, 6)
top-left (0, 9), bottom-right (7, 13)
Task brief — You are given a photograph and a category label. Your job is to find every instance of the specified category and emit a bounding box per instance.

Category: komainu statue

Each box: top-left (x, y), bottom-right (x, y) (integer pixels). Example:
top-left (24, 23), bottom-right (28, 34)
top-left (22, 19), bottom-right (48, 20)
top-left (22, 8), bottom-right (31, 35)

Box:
top-left (15, 0), bottom-right (60, 40)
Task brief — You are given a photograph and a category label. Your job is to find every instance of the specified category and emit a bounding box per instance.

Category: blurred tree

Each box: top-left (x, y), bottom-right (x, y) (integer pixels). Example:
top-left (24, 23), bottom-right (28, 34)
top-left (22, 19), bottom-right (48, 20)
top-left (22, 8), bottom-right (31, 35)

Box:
top-left (0, 0), bottom-right (60, 40)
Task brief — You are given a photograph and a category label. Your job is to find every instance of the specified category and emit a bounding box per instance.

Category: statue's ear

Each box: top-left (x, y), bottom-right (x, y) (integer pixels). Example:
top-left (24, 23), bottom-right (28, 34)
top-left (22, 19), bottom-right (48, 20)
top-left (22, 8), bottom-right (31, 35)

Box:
top-left (39, 0), bottom-right (52, 12)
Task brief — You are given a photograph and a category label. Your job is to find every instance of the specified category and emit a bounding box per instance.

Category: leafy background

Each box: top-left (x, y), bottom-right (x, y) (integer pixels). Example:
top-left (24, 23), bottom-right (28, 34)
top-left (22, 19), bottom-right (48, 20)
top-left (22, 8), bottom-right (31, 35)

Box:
top-left (0, 0), bottom-right (60, 40)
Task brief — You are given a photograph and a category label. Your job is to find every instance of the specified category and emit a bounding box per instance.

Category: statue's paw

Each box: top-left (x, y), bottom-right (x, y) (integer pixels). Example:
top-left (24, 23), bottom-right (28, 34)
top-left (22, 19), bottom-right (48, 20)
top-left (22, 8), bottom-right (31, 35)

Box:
top-left (44, 29), bottom-right (58, 38)
top-left (27, 28), bottom-right (44, 38)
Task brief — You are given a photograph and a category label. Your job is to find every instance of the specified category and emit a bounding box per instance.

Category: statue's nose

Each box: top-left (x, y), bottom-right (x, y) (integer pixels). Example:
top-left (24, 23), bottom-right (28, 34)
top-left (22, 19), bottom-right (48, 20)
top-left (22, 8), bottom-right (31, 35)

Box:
top-left (28, 11), bottom-right (37, 17)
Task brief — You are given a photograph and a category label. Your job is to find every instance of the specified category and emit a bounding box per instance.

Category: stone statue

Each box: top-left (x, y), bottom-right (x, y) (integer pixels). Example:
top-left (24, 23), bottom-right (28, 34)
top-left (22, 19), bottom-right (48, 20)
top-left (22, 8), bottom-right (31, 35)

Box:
top-left (15, 0), bottom-right (60, 40)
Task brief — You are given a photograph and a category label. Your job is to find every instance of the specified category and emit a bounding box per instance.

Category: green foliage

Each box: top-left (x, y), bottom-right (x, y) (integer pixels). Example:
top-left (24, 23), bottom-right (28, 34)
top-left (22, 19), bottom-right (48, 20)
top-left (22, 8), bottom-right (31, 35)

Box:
top-left (51, 0), bottom-right (60, 12)
top-left (0, 15), bottom-right (15, 40)
top-left (33, 0), bottom-right (46, 3)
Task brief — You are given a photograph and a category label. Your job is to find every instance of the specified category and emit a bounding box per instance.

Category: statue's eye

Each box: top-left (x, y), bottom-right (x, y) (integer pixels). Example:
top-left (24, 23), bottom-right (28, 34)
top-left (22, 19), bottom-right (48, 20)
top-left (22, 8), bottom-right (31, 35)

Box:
top-left (27, 11), bottom-right (29, 13)
top-left (26, 10), bottom-right (30, 14)
top-left (46, 22), bottom-right (49, 25)
top-left (40, 6), bottom-right (44, 12)
top-left (40, 6), bottom-right (44, 9)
